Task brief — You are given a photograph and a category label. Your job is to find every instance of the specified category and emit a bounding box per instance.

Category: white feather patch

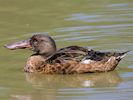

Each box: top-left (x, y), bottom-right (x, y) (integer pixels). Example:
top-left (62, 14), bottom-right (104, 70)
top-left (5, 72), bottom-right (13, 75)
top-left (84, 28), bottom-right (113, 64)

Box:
top-left (108, 58), bottom-right (112, 62)
top-left (117, 54), bottom-right (126, 59)
top-left (81, 59), bottom-right (92, 64)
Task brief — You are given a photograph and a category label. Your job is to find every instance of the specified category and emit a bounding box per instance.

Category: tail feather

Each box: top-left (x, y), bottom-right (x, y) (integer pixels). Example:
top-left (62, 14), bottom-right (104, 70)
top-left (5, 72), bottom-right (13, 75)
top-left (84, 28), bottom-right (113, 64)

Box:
top-left (116, 51), bottom-right (130, 60)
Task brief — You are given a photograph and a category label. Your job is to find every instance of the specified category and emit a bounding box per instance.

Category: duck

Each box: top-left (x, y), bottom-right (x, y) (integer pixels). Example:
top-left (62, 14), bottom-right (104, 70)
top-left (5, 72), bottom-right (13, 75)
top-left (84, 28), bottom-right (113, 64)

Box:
top-left (5, 34), bottom-right (129, 74)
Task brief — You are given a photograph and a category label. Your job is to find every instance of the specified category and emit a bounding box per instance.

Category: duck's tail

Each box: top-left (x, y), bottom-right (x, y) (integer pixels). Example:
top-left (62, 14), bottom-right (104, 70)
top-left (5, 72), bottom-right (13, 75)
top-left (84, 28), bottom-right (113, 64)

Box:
top-left (116, 51), bottom-right (130, 61)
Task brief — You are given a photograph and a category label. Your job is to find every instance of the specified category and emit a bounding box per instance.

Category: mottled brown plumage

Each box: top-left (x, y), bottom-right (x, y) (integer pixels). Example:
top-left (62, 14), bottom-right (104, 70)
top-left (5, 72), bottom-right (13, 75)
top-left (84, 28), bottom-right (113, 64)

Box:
top-left (5, 34), bottom-right (129, 74)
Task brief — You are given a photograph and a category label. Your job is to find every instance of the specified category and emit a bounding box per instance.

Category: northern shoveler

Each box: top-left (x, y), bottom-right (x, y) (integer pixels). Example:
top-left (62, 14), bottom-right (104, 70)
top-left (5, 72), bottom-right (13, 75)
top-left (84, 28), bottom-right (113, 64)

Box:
top-left (5, 34), bottom-right (129, 74)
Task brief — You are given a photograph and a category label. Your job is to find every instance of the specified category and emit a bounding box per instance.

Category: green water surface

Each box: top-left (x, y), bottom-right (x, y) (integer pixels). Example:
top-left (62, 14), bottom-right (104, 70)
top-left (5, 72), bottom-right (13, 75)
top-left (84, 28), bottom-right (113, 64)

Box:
top-left (0, 0), bottom-right (133, 100)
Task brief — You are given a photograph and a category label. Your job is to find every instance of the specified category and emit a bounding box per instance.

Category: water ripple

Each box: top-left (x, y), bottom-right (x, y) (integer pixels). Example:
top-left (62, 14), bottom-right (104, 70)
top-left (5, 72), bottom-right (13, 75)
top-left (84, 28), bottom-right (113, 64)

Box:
top-left (56, 24), bottom-right (133, 32)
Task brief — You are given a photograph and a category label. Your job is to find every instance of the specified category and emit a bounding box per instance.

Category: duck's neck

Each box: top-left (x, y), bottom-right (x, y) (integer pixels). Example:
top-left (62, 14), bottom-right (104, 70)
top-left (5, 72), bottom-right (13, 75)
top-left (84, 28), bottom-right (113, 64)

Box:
top-left (35, 46), bottom-right (56, 58)
top-left (41, 51), bottom-right (56, 58)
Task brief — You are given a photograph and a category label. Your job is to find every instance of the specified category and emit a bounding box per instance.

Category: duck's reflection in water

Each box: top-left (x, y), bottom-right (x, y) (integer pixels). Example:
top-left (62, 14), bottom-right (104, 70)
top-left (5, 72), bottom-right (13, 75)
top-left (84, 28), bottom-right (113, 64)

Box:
top-left (11, 71), bottom-right (122, 100)
top-left (25, 71), bottom-right (122, 88)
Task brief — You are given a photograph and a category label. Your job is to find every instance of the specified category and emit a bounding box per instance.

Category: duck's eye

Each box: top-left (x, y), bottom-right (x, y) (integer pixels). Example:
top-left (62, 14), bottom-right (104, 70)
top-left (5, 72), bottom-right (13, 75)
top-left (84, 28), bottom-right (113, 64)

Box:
top-left (33, 40), bottom-right (38, 46)
top-left (40, 40), bottom-right (44, 42)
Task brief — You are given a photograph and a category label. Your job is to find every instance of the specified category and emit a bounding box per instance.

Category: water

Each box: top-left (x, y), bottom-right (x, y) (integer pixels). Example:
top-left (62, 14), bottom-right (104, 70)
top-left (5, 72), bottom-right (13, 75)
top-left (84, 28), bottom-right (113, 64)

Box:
top-left (0, 0), bottom-right (133, 100)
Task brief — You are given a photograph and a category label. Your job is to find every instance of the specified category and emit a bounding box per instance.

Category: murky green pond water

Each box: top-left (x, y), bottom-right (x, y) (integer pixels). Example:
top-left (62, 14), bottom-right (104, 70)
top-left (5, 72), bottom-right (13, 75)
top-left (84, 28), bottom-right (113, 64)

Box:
top-left (0, 0), bottom-right (133, 100)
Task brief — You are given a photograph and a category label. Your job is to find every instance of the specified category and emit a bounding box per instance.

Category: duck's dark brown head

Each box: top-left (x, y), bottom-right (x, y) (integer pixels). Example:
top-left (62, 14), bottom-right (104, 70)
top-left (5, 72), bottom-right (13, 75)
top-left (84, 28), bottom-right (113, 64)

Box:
top-left (5, 34), bottom-right (57, 56)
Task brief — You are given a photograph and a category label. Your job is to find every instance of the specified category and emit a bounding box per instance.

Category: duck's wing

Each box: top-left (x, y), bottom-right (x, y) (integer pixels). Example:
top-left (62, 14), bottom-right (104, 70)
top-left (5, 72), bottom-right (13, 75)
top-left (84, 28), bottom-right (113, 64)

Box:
top-left (86, 50), bottom-right (129, 62)
top-left (45, 46), bottom-right (89, 63)
top-left (46, 45), bottom-right (129, 64)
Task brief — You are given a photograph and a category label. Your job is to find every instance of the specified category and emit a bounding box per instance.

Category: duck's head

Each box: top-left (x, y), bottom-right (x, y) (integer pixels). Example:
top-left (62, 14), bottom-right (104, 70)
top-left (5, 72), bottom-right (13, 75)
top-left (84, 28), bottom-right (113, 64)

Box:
top-left (5, 34), bottom-right (57, 56)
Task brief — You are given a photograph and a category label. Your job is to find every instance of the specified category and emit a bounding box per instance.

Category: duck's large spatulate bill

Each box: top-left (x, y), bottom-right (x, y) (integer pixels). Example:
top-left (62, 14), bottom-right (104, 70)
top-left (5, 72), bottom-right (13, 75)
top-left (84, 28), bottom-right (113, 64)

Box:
top-left (4, 39), bottom-right (32, 50)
